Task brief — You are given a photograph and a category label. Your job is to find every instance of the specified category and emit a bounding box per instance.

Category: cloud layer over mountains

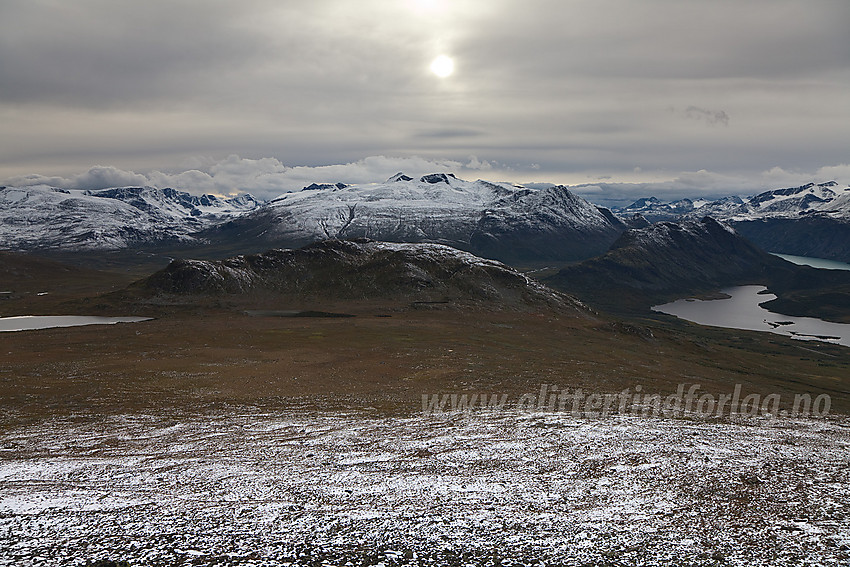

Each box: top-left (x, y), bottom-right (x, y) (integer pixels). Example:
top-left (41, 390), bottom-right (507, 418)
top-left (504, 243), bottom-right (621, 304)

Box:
top-left (1, 0), bottom-right (848, 192)
top-left (5, 155), bottom-right (849, 206)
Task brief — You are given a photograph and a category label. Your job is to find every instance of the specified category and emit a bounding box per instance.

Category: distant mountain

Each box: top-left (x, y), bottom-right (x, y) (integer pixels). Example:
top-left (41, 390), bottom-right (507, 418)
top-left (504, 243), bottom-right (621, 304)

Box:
top-left (1, 174), bottom-right (625, 264)
top-left (614, 182), bottom-right (848, 224)
top-left (715, 182), bottom-right (850, 262)
top-left (739, 181), bottom-right (841, 217)
top-left (548, 217), bottom-right (794, 306)
top-left (0, 185), bottom-right (261, 251)
top-left (11, 176), bottom-right (848, 265)
top-left (671, 181), bottom-right (844, 221)
top-left (682, 195), bottom-right (746, 221)
top-left (202, 173), bottom-right (626, 264)
top-left (618, 197), bottom-right (697, 222)
top-left (612, 182), bottom-right (850, 262)
top-left (137, 238), bottom-right (585, 312)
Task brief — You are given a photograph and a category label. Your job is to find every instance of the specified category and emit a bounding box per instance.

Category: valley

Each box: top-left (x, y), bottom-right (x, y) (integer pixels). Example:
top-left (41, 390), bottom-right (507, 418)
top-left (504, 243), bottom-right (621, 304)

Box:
top-left (2, 243), bottom-right (848, 421)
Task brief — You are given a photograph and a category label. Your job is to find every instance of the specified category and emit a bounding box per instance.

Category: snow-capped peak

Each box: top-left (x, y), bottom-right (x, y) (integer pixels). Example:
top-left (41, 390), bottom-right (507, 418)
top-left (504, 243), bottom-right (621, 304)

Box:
top-left (612, 181), bottom-right (850, 224)
top-left (217, 173), bottom-right (625, 262)
top-left (419, 173), bottom-right (458, 184)
top-left (0, 185), bottom-right (263, 251)
top-left (386, 172), bottom-right (414, 183)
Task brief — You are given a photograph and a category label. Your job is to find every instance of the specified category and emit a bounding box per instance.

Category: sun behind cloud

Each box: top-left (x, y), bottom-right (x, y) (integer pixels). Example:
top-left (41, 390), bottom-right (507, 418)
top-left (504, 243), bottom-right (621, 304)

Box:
top-left (430, 55), bottom-right (455, 78)
top-left (408, 0), bottom-right (447, 15)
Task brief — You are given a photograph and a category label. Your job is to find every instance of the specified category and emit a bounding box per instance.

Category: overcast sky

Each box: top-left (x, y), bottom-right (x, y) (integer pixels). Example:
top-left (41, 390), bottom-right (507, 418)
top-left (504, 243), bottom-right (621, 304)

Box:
top-left (1, 0), bottom-right (848, 203)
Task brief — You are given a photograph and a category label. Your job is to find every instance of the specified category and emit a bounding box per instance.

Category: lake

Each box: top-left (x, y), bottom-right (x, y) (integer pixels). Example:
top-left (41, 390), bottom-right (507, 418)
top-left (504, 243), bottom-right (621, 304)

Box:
top-left (772, 253), bottom-right (850, 271)
top-left (0, 315), bottom-right (151, 333)
top-left (653, 285), bottom-right (850, 347)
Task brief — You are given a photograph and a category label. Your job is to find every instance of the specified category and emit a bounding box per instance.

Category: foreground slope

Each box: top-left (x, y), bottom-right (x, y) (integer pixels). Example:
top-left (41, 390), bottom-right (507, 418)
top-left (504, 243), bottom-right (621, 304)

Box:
top-left (3, 242), bottom-right (849, 566)
top-left (3, 411), bottom-right (848, 566)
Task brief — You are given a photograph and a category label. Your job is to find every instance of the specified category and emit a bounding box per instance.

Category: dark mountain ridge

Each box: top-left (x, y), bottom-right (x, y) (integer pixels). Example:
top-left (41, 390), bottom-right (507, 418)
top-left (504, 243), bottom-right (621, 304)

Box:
top-left (548, 215), bottom-right (850, 322)
top-left (136, 239), bottom-right (586, 313)
top-left (612, 181), bottom-right (850, 262)
top-left (548, 217), bottom-right (796, 307)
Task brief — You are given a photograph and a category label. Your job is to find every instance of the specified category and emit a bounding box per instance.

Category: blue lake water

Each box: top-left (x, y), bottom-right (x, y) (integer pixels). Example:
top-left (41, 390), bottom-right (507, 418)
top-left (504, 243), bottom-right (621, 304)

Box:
top-left (773, 253), bottom-right (850, 271)
top-left (653, 285), bottom-right (850, 348)
top-left (0, 315), bottom-right (151, 332)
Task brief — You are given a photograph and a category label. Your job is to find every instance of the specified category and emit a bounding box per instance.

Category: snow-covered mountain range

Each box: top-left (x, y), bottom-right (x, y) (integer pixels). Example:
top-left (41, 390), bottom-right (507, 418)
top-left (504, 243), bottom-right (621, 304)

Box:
top-left (5, 175), bottom-right (848, 264)
top-left (0, 173), bottom-right (624, 263)
top-left (615, 182), bottom-right (849, 223)
top-left (0, 173), bottom-right (625, 261)
top-left (617, 196), bottom-right (704, 223)
top-left (201, 173), bottom-right (626, 262)
top-left (0, 185), bottom-right (261, 250)
top-left (613, 182), bottom-right (850, 262)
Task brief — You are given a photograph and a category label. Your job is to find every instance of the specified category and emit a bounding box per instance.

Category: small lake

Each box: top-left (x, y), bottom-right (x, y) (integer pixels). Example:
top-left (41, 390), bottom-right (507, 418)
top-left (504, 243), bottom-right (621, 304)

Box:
top-left (653, 285), bottom-right (850, 347)
top-left (0, 315), bottom-right (151, 333)
top-left (772, 253), bottom-right (850, 271)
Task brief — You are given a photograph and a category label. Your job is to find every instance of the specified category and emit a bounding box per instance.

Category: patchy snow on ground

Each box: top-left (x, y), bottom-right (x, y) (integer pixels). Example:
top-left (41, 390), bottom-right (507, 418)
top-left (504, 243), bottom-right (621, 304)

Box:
top-left (1, 410), bottom-right (849, 566)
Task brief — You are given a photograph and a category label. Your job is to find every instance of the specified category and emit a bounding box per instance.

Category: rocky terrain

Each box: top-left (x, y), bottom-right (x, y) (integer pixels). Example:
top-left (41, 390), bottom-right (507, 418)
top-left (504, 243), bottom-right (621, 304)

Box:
top-left (136, 238), bottom-right (584, 312)
top-left (731, 216), bottom-right (850, 264)
top-left (1, 410), bottom-right (848, 567)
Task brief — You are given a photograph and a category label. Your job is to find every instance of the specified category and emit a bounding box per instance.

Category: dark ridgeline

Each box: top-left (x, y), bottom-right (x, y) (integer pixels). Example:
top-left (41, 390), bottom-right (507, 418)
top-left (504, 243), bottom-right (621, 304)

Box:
top-left (138, 238), bottom-right (587, 313)
top-left (548, 216), bottom-right (850, 321)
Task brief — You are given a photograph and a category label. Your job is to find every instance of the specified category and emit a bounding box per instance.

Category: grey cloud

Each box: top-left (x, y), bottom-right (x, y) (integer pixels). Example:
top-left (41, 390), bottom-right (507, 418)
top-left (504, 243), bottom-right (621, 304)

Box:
top-left (414, 128), bottom-right (487, 139)
top-left (0, 0), bottom-right (443, 110)
top-left (570, 165), bottom-right (850, 207)
top-left (457, 0), bottom-right (850, 82)
top-left (0, 0), bottom-right (848, 193)
top-left (0, 1), bottom-right (271, 108)
top-left (8, 156), bottom-right (849, 207)
top-left (684, 106), bottom-right (730, 126)
top-left (4, 155), bottom-right (503, 200)
top-left (71, 166), bottom-right (150, 190)
top-left (8, 165), bottom-right (148, 191)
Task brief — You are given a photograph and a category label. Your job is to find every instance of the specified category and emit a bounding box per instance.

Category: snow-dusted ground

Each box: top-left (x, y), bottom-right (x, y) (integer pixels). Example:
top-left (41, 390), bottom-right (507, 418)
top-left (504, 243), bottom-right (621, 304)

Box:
top-left (1, 410), bottom-right (849, 566)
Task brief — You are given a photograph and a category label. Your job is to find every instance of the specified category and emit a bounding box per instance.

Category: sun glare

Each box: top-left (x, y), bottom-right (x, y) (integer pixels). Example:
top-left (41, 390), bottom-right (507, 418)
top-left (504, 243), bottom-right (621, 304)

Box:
top-left (409, 0), bottom-right (445, 14)
top-left (430, 55), bottom-right (455, 78)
